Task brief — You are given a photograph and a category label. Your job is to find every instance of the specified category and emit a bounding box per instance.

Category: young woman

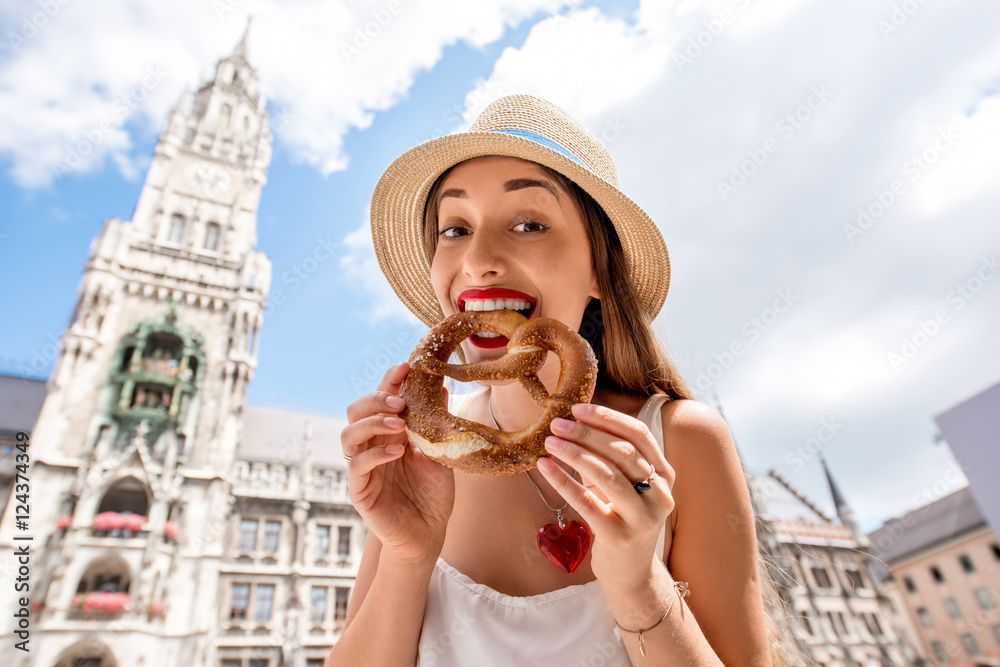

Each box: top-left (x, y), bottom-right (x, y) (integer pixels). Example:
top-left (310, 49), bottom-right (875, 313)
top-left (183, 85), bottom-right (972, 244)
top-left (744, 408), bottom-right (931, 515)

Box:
top-left (329, 95), bottom-right (783, 666)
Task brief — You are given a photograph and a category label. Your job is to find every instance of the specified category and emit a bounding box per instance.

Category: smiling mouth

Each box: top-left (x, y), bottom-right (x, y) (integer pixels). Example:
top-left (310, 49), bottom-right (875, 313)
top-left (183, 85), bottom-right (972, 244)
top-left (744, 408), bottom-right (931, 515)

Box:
top-left (457, 291), bottom-right (536, 347)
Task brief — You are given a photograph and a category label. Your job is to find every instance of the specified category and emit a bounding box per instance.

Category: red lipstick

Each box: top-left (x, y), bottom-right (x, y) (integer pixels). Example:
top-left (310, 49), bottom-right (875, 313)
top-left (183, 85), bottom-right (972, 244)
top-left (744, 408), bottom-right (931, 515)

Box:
top-left (456, 288), bottom-right (537, 348)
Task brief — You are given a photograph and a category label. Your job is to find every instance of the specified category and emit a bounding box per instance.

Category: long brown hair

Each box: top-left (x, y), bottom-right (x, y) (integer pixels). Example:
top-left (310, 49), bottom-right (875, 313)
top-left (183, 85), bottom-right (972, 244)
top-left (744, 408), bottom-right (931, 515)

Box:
top-left (422, 156), bottom-right (806, 666)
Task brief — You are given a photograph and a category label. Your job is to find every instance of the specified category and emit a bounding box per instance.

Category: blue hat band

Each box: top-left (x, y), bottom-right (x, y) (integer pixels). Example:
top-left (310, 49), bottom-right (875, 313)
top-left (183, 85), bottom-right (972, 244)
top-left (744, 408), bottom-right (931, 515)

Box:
top-left (488, 127), bottom-right (588, 171)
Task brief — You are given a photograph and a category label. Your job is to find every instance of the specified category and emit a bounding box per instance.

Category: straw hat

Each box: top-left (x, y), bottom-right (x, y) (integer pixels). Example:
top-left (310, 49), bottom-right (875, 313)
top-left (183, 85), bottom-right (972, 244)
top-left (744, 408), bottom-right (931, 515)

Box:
top-left (369, 94), bottom-right (670, 328)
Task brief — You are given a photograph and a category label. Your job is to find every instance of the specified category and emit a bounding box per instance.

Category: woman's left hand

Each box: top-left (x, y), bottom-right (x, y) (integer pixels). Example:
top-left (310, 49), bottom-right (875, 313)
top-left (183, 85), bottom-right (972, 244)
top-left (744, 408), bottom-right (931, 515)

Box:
top-left (538, 402), bottom-right (676, 592)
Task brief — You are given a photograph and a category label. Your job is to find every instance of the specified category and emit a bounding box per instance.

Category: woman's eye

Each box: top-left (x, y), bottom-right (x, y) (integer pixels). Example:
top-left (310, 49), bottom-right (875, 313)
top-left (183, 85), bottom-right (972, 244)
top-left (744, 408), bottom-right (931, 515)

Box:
top-left (439, 226), bottom-right (469, 238)
top-left (513, 219), bottom-right (547, 233)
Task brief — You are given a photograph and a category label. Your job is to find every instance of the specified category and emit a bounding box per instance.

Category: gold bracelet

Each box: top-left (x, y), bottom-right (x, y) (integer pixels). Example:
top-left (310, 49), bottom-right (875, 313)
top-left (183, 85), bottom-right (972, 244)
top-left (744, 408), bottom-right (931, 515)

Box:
top-left (615, 580), bottom-right (690, 658)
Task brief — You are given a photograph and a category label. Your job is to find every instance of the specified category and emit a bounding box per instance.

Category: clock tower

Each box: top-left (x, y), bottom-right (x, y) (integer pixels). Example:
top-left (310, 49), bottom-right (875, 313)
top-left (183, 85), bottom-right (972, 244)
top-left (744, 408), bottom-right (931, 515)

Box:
top-left (7, 24), bottom-right (275, 665)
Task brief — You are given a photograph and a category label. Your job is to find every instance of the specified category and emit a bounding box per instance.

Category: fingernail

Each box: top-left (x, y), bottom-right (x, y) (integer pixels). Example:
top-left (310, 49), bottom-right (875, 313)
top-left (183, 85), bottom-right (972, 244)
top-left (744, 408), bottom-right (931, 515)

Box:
top-left (545, 435), bottom-right (566, 451)
top-left (386, 444), bottom-right (404, 455)
top-left (571, 403), bottom-right (594, 418)
top-left (550, 418), bottom-right (572, 433)
top-left (384, 416), bottom-right (405, 428)
top-left (538, 457), bottom-right (557, 473)
top-left (386, 395), bottom-right (405, 409)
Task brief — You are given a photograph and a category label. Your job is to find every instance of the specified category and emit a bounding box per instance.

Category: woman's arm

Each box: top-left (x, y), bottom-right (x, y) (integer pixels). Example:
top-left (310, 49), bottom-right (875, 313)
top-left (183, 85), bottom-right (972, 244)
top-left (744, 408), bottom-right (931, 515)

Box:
top-left (326, 530), bottom-right (437, 666)
top-left (659, 399), bottom-right (771, 665)
top-left (540, 399), bottom-right (771, 666)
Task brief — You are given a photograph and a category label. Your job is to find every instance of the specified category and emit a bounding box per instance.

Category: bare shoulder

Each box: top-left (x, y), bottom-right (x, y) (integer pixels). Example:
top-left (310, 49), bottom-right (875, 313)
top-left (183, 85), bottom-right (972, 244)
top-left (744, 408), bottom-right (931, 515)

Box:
top-left (659, 398), bottom-right (737, 464)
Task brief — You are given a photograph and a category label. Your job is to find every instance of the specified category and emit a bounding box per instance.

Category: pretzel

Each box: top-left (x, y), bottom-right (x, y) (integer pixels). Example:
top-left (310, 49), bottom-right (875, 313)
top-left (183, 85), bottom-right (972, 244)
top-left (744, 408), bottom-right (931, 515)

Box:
top-left (399, 310), bottom-right (598, 475)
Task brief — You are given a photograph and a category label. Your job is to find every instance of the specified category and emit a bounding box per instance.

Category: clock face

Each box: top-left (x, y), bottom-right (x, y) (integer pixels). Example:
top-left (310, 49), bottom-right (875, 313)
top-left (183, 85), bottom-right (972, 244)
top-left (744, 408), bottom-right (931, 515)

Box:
top-left (187, 163), bottom-right (231, 197)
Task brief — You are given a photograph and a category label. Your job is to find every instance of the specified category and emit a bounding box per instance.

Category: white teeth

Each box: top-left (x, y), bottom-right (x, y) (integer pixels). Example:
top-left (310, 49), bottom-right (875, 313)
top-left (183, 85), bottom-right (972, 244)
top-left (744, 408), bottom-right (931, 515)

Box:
top-left (462, 297), bottom-right (533, 313)
top-left (476, 332), bottom-right (501, 338)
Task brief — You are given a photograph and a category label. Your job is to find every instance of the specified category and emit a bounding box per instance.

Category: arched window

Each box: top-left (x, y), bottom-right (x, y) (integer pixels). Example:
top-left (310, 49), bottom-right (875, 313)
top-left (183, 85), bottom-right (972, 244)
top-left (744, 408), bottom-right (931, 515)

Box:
top-left (167, 214), bottom-right (185, 244)
top-left (53, 639), bottom-right (118, 667)
top-left (97, 477), bottom-right (149, 516)
top-left (204, 222), bottom-right (221, 252)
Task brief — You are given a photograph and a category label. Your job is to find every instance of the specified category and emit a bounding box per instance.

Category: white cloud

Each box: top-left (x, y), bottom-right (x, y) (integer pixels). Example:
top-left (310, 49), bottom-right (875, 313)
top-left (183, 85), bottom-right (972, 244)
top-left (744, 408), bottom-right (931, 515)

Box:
top-left (0, 0), bottom-right (571, 187)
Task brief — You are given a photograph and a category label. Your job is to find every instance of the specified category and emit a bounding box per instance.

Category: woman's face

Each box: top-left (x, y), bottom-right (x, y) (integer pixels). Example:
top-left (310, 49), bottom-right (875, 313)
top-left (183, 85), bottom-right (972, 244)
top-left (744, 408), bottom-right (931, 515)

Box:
top-left (430, 156), bottom-right (599, 363)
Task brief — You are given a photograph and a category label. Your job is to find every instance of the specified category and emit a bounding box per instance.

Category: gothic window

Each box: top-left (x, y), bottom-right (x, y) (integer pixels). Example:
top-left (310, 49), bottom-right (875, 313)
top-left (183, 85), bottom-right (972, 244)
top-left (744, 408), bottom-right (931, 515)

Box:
top-left (204, 222), bottom-right (221, 251)
top-left (119, 346), bottom-right (135, 372)
top-left (930, 565), bottom-right (945, 583)
top-left (167, 214), bottom-right (185, 244)
top-left (797, 610), bottom-right (814, 636)
top-left (97, 477), bottom-right (149, 516)
top-left (337, 526), bottom-right (351, 558)
top-left (262, 521), bottom-right (280, 554)
top-left (75, 554), bottom-right (131, 597)
top-left (917, 607), bottom-right (932, 627)
top-left (811, 566), bottom-right (833, 589)
top-left (239, 519), bottom-right (257, 552)
top-left (230, 583), bottom-right (249, 620)
top-left (903, 575), bottom-right (917, 593)
top-left (844, 567), bottom-right (867, 590)
top-left (255, 584), bottom-right (275, 622)
top-left (310, 586), bottom-right (327, 624)
top-left (315, 525), bottom-right (330, 558)
top-left (334, 587), bottom-right (350, 622)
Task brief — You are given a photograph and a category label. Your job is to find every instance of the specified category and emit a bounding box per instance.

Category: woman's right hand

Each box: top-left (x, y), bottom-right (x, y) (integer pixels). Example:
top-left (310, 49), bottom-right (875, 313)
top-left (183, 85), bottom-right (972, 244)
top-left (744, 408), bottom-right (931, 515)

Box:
top-left (342, 362), bottom-right (455, 566)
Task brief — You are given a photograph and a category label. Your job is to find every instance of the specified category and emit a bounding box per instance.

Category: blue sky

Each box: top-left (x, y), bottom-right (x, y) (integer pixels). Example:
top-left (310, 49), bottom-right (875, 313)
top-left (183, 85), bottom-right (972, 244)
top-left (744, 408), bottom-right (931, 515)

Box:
top-left (1, 0), bottom-right (999, 532)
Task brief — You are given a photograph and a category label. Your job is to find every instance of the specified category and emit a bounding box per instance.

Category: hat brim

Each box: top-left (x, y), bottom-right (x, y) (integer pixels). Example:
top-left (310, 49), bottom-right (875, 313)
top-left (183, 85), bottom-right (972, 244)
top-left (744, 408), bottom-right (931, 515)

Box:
top-left (370, 131), bottom-right (670, 328)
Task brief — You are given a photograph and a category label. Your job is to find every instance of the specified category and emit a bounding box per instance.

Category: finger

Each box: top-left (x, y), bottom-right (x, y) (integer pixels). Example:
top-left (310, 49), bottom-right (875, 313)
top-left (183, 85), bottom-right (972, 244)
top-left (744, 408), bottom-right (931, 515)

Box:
top-left (378, 361), bottom-right (410, 393)
top-left (349, 442), bottom-right (406, 485)
top-left (346, 385), bottom-right (409, 423)
top-left (536, 456), bottom-right (612, 527)
top-left (570, 403), bottom-right (674, 483)
top-left (544, 435), bottom-right (653, 515)
top-left (341, 415), bottom-right (407, 457)
top-left (550, 417), bottom-right (653, 485)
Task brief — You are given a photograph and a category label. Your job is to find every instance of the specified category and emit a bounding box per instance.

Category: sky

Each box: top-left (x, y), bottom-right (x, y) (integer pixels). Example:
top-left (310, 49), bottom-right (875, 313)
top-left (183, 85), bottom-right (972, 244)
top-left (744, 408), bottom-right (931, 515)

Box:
top-left (1, 0), bottom-right (998, 533)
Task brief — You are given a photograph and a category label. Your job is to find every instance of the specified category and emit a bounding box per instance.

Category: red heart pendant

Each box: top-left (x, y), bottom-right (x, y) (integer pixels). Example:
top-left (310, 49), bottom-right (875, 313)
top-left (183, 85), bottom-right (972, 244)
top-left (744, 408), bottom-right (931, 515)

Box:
top-left (537, 521), bottom-right (591, 573)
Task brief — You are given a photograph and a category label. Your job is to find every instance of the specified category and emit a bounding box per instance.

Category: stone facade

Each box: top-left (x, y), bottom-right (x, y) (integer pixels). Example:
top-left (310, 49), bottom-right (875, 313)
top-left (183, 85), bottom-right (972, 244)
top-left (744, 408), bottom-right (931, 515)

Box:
top-left (750, 464), bottom-right (909, 666)
top-left (0, 26), bottom-right (363, 667)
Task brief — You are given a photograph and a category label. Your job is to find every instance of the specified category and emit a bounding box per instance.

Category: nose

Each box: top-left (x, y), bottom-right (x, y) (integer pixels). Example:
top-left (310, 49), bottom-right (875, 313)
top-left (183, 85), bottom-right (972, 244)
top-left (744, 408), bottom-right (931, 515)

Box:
top-left (462, 226), bottom-right (507, 280)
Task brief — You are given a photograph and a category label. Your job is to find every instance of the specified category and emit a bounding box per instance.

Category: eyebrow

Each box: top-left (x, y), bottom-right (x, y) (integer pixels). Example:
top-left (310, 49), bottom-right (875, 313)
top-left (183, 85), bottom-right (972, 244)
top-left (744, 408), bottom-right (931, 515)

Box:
top-left (438, 178), bottom-right (561, 202)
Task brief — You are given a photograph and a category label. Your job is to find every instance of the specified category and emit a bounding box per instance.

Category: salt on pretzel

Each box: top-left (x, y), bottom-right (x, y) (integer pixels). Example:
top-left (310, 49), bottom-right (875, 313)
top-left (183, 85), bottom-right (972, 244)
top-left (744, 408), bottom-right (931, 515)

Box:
top-left (399, 310), bottom-right (598, 475)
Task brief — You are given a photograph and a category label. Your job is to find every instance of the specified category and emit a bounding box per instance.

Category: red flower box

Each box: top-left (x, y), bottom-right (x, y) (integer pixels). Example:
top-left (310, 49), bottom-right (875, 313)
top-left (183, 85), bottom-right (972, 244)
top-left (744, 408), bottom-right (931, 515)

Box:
top-left (148, 600), bottom-right (164, 616)
top-left (93, 512), bottom-right (127, 531)
top-left (80, 591), bottom-right (130, 613)
top-left (164, 521), bottom-right (178, 540)
top-left (93, 512), bottom-right (147, 535)
top-left (57, 515), bottom-right (72, 530)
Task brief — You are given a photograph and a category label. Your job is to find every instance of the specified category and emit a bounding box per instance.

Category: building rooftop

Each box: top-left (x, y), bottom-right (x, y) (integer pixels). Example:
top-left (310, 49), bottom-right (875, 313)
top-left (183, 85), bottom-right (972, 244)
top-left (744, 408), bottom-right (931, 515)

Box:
top-left (867, 485), bottom-right (986, 566)
top-left (240, 405), bottom-right (349, 470)
top-left (0, 374), bottom-right (47, 438)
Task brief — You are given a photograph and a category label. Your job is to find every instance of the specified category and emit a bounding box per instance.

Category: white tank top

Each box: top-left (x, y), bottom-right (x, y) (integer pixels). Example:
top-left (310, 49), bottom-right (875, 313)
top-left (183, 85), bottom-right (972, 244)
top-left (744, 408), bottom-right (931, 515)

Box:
top-left (416, 390), bottom-right (673, 667)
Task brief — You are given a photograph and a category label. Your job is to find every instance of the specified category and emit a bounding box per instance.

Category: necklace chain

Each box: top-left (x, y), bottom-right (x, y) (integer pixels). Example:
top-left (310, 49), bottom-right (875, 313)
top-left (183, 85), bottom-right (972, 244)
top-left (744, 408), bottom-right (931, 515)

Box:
top-left (487, 390), bottom-right (572, 514)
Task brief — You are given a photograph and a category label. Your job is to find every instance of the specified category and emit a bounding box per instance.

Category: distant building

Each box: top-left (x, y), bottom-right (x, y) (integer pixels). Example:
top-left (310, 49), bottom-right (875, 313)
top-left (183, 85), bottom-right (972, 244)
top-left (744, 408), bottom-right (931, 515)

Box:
top-left (935, 380), bottom-right (1000, 538)
top-left (746, 459), bottom-right (909, 666)
top-left (869, 487), bottom-right (1000, 667)
top-left (0, 25), bottom-right (363, 667)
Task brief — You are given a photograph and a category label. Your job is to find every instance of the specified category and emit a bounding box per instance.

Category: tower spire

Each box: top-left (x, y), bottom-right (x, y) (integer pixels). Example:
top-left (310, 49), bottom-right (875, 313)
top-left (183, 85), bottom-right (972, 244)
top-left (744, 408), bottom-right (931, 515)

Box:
top-left (233, 16), bottom-right (251, 61)
top-left (820, 453), bottom-right (869, 547)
